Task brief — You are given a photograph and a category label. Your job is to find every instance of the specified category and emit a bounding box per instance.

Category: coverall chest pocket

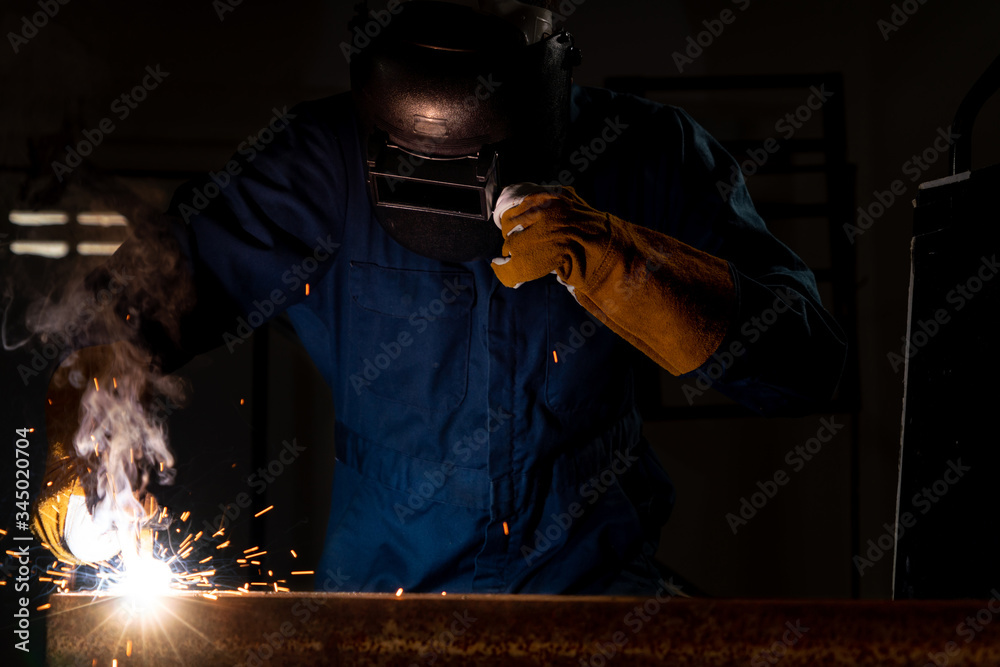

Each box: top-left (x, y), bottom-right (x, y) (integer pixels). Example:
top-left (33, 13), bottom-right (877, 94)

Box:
top-left (348, 262), bottom-right (474, 412)
top-left (545, 283), bottom-right (633, 416)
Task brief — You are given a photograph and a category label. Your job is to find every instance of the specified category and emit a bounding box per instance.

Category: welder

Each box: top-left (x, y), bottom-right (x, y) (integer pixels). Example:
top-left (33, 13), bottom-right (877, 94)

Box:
top-left (33, 0), bottom-right (847, 594)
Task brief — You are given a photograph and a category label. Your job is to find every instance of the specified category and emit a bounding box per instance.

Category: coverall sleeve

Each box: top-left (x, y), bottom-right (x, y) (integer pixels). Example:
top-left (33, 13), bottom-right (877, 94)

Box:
top-left (649, 105), bottom-right (848, 416)
top-left (88, 97), bottom-right (351, 371)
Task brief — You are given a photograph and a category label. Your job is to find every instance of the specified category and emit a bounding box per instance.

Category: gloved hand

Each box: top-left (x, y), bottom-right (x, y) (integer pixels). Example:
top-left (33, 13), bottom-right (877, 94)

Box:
top-left (32, 345), bottom-right (128, 565)
top-left (491, 184), bottom-right (736, 375)
top-left (32, 441), bottom-right (121, 565)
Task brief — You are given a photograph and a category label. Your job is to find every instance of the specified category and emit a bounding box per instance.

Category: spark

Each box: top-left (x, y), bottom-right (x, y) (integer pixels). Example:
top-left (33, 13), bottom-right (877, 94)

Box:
top-left (273, 582), bottom-right (279, 593)
top-left (254, 505), bottom-right (274, 518)
top-left (37, 603), bottom-right (51, 611)
top-left (113, 377), bottom-right (117, 389)
top-left (240, 398), bottom-right (245, 405)
top-left (245, 551), bottom-right (267, 559)
top-left (198, 556), bottom-right (212, 564)
top-left (396, 588), bottom-right (403, 597)
top-left (0, 529), bottom-right (6, 536)
top-left (305, 283), bottom-right (310, 296)
top-left (46, 481), bottom-right (52, 486)
top-left (291, 571), bottom-right (314, 575)
top-left (215, 541), bottom-right (230, 550)
top-left (243, 546), bottom-right (259, 553)
top-left (290, 550), bottom-right (298, 558)
top-left (442, 591), bottom-right (447, 596)
top-left (503, 521), bottom-right (509, 536)
top-left (180, 511), bottom-right (191, 522)
top-left (94, 377), bottom-right (99, 391)
top-left (553, 350), bottom-right (558, 363)
top-left (126, 640), bottom-right (132, 657)
top-left (194, 531), bottom-right (204, 541)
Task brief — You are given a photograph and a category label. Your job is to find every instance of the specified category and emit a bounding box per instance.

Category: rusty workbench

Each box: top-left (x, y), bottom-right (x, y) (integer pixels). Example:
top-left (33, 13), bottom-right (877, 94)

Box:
top-left (46, 592), bottom-right (1000, 666)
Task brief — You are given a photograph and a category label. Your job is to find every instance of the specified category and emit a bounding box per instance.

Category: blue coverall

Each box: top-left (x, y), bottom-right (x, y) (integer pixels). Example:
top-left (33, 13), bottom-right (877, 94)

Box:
top-left (164, 84), bottom-right (847, 594)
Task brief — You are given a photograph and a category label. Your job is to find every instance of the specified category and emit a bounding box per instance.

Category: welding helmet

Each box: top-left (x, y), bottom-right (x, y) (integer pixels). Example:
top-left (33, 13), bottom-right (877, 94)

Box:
top-left (350, 0), bottom-right (581, 262)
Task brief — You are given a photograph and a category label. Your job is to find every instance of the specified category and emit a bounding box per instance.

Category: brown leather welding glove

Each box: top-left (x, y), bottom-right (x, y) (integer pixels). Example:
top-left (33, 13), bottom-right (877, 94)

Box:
top-left (31, 444), bottom-right (84, 564)
top-left (31, 347), bottom-right (123, 565)
top-left (491, 184), bottom-right (735, 375)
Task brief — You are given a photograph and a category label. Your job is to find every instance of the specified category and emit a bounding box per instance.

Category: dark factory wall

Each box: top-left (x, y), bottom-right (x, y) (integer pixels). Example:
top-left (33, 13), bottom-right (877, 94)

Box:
top-left (2, 4), bottom-right (999, 646)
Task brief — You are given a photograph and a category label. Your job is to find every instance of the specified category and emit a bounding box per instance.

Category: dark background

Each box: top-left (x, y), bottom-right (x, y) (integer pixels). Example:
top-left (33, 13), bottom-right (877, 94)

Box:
top-left (2, 0), bottom-right (999, 663)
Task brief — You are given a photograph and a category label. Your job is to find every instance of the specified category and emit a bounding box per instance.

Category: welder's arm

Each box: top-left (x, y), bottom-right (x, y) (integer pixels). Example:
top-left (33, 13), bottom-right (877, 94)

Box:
top-left (33, 345), bottom-right (128, 565)
top-left (492, 184), bottom-right (735, 375)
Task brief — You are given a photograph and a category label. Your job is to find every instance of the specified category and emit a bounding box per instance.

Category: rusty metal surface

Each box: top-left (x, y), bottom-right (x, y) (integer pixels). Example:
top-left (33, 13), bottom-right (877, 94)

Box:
top-left (47, 592), bottom-right (1000, 666)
